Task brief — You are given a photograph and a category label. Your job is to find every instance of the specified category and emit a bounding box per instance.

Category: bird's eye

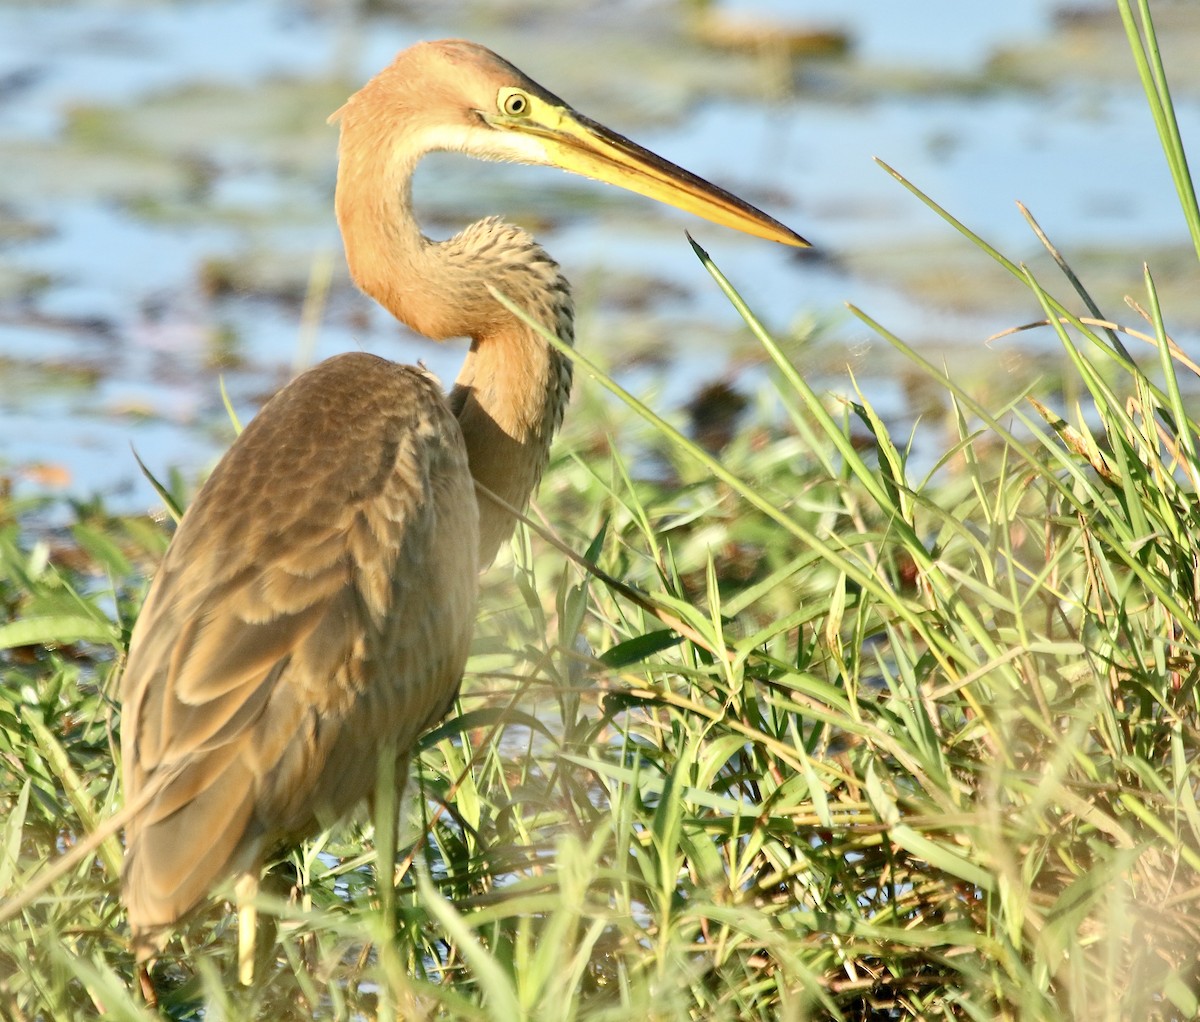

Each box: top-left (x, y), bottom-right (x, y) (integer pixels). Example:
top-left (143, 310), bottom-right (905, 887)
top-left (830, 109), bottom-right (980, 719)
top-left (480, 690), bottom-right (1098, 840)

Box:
top-left (501, 90), bottom-right (529, 117)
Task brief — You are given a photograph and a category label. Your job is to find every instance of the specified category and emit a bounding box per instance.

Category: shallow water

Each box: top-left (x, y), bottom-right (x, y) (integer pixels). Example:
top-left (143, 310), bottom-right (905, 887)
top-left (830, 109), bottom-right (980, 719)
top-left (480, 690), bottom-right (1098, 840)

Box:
top-left (1, 0), bottom-right (1196, 506)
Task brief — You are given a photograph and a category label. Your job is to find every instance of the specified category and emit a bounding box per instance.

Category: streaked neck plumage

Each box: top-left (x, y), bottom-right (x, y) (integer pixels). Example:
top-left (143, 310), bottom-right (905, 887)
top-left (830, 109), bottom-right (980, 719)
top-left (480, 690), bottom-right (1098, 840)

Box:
top-left (332, 124), bottom-right (575, 567)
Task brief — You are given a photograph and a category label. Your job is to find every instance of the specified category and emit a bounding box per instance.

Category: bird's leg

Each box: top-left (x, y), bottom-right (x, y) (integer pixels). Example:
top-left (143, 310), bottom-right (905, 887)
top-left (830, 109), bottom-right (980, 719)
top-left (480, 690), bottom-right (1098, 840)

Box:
top-left (136, 963), bottom-right (158, 1007)
top-left (373, 742), bottom-right (408, 1016)
top-left (235, 871), bottom-right (259, 985)
top-left (374, 742), bottom-right (405, 934)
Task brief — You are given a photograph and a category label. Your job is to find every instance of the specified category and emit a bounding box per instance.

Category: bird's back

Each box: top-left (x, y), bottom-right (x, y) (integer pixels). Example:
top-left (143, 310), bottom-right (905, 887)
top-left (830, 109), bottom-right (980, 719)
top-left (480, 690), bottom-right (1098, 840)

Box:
top-left (120, 352), bottom-right (479, 947)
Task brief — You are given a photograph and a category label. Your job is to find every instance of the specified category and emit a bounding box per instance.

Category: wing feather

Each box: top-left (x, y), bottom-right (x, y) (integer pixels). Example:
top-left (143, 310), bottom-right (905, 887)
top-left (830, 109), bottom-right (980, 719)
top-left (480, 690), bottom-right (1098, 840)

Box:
top-left (121, 352), bottom-right (480, 938)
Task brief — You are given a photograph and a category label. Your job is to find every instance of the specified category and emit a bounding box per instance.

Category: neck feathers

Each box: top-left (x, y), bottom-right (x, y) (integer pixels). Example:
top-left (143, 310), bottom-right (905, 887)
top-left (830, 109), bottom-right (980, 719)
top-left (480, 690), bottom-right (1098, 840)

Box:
top-left (333, 151), bottom-right (575, 566)
top-left (443, 219), bottom-right (575, 565)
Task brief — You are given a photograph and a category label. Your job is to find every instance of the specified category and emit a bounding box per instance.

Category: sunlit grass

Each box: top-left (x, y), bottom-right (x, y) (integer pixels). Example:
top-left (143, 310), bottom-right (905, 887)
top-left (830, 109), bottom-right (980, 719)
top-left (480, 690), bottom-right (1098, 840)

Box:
top-left (2, 1), bottom-right (1199, 1018)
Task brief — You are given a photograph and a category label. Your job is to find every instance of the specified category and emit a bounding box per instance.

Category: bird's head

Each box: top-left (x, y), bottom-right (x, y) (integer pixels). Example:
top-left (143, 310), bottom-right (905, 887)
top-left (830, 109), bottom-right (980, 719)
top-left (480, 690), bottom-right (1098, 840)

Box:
top-left (329, 39), bottom-right (809, 248)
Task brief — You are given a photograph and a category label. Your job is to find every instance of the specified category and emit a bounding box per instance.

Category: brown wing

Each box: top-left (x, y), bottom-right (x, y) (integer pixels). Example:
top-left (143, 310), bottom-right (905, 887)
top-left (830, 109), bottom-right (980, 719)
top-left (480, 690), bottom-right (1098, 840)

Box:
top-left (120, 352), bottom-right (479, 942)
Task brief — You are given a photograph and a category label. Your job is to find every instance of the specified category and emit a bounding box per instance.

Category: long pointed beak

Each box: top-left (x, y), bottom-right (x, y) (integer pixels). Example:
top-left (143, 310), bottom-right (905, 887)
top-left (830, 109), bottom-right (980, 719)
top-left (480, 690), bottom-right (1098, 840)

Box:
top-left (513, 107), bottom-right (810, 248)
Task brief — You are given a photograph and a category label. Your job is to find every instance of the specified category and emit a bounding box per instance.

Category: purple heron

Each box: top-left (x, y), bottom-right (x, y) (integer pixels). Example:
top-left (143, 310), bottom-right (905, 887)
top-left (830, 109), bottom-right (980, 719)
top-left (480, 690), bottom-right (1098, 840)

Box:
top-left (119, 38), bottom-right (807, 984)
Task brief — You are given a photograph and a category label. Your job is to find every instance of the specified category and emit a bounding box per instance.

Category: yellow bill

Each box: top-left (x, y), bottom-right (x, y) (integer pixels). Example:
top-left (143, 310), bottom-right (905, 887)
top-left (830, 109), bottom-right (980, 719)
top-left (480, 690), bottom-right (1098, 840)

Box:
top-left (484, 87), bottom-right (810, 249)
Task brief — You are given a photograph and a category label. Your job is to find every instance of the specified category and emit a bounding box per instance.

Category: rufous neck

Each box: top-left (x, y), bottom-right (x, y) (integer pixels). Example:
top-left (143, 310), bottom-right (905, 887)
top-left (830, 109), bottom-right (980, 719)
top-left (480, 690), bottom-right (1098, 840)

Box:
top-left (333, 144), bottom-right (575, 566)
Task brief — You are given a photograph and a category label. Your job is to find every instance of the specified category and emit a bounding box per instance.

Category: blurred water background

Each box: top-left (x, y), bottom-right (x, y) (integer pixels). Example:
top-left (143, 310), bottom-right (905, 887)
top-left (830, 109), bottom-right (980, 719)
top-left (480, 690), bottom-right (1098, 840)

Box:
top-left (1, 0), bottom-right (1198, 508)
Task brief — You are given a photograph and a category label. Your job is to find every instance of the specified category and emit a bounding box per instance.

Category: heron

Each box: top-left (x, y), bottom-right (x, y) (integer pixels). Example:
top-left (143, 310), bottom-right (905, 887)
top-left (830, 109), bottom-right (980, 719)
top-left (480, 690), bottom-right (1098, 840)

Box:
top-left (119, 38), bottom-right (807, 987)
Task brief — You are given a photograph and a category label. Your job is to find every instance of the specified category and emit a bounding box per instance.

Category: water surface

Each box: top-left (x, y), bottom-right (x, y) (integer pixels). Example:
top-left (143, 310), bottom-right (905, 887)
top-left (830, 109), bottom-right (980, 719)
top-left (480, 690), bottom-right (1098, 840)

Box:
top-left (1, 0), bottom-right (1195, 505)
